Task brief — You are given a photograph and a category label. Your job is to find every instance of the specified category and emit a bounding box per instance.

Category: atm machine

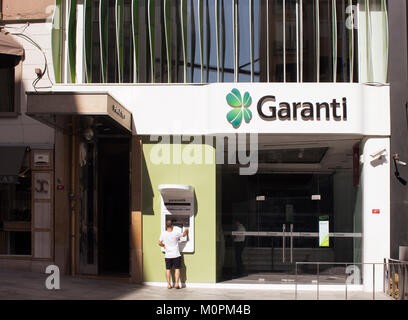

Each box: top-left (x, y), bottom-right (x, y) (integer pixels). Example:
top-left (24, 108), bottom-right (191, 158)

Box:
top-left (158, 184), bottom-right (194, 253)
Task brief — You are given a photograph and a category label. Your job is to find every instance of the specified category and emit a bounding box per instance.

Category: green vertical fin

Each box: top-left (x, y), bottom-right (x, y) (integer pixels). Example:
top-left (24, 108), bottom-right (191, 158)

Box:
top-left (148, 0), bottom-right (155, 82)
top-left (164, 0), bottom-right (171, 83)
top-left (51, 0), bottom-right (62, 83)
top-left (382, 0), bottom-right (389, 83)
top-left (181, 0), bottom-right (188, 83)
top-left (84, 0), bottom-right (92, 83)
top-left (116, 0), bottom-right (124, 83)
top-left (100, 0), bottom-right (109, 82)
top-left (68, 0), bottom-right (77, 83)
top-left (132, 0), bottom-right (139, 82)
top-left (198, 0), bottom-right (204, 83)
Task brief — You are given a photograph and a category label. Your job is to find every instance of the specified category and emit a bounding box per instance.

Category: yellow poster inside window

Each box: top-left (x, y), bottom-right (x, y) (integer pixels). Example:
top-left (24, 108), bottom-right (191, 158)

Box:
top-left (319, 220), bottom-right (330, 247)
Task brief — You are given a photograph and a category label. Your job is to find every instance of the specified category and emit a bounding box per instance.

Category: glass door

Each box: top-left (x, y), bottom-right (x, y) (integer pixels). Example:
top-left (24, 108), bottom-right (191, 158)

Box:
top-left (255, 175), bottom-right (330, 274)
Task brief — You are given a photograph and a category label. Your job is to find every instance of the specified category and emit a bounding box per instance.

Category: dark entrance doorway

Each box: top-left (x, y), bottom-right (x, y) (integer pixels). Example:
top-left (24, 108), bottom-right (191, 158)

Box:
top-left (97, 138), bottom-right (130, 275)
top-left (77, 119), bottom-right (131, 277)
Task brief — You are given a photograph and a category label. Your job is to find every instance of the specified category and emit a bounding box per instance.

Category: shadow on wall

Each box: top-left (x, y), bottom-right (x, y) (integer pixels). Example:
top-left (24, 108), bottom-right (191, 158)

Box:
top-left (141, 137), bottom-right (200, 216)
top-left (141, 146), bottom-right (154, 215)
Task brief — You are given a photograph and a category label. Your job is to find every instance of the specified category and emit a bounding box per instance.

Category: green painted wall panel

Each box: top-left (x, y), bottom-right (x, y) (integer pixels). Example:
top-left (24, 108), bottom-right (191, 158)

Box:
top-left (142, 140), bottom-right (217, 283)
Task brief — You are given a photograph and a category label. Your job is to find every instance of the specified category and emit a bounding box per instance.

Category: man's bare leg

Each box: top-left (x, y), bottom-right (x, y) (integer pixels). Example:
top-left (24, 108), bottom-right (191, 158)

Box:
top-left (174, 269), bottom-right (181, 288)
top-left (166, 270), bottom-right (172, 288)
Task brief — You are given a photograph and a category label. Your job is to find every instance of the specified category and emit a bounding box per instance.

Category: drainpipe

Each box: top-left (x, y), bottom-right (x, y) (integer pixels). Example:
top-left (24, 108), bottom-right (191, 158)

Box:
top-left (70, 117), bottom-right (76, 276)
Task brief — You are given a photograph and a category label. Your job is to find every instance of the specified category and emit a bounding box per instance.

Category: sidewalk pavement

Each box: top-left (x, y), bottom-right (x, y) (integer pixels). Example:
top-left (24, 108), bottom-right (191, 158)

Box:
top-left (0, 270), bottom-right (392, 300)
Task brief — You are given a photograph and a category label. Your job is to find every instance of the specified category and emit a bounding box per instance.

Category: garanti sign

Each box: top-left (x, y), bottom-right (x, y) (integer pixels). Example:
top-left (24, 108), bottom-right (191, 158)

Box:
top-left (226, 88), bottom-right (348, 129)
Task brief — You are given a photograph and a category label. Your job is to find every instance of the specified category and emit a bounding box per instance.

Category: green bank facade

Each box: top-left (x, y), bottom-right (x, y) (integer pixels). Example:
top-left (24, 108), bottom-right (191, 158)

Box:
top-left (142, 140), bottom-right (217, 283)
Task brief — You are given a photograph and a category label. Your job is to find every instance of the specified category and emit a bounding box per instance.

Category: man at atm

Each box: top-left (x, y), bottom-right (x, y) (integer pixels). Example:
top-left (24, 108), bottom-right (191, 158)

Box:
top-left (158, 220), bottom-right (189, 289)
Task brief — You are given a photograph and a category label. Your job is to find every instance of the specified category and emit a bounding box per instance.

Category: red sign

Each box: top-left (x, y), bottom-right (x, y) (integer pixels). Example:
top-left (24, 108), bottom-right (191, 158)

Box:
top-left (57, 185), bottom-right (64, 191)
top-left (372, 209), bottom-right (380, 214)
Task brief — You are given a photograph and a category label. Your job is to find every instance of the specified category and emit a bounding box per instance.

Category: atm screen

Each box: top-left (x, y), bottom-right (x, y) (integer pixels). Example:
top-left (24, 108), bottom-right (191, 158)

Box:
top-left (166, 215), bottom-right (190, 228)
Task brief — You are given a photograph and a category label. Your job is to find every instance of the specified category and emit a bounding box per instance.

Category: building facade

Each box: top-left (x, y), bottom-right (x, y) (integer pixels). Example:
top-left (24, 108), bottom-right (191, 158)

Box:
top-left (0, 0), bottom-right (405, 291)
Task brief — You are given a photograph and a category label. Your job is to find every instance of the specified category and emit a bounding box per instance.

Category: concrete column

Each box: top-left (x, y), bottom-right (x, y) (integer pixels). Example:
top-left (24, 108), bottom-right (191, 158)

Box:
top-left (361, 137), bottom-right (390, 292)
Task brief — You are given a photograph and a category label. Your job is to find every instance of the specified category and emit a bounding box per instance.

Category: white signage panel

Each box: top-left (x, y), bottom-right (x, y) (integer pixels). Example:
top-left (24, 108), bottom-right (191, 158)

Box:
top-left (49, 83), bottom-right (390, 136)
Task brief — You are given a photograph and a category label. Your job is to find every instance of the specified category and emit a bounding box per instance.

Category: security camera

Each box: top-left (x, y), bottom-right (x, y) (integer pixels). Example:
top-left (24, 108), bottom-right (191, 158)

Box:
top-left (370, 149), bottom-right (387, 159)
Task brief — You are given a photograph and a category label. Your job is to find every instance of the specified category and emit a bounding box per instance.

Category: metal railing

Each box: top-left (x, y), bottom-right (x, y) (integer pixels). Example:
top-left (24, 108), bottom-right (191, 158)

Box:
top-left (293, 261), bottom-right (407, 300)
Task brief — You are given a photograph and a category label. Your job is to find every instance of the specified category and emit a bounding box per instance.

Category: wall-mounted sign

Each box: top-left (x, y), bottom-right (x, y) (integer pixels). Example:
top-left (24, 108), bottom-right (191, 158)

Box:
top-left (256, 95), bottom-right (348, 123)
top-left (312, 195), bottom-right (322, 201)
top-left (51, 83), bottom-right (390, 136)
top-left (112, 104), bottom-right (126, 119)
top-left (319, 220), bottom-right (330, 247)
top-left (372, 209), bottom-right (380, 214)
top-left (225, 88), bottom-right (348, 129)
top-left (256, 195), bottom-right (266, 201)
top-left (33, 152), bottom-right (50, 166)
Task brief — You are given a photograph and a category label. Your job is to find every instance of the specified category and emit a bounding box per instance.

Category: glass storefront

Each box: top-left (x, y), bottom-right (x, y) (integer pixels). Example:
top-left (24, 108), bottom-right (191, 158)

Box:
top-left (0, 150), bottom-right (31, 256)
top-left (218, 139), bottom-right (362, 283)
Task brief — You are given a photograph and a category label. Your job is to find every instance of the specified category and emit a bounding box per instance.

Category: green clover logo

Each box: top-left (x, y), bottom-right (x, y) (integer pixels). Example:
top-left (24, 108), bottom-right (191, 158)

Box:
top-left (226, 89), bottom-right (253, 129)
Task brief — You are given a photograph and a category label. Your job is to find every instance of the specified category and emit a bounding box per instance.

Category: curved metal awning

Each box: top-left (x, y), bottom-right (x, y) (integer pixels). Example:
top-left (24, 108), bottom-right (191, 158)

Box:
top-left (0, 30), bottom-right (24, 67)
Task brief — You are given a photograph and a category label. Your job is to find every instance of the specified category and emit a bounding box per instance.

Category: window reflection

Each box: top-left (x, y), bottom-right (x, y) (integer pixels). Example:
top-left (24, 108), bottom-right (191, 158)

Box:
top-left (83, 0), bottom-right (363, 84)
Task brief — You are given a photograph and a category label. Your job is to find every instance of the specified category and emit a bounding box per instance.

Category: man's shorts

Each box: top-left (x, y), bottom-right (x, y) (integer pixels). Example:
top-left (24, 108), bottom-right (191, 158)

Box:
top-left (165, 256), bottom-right (182, 270)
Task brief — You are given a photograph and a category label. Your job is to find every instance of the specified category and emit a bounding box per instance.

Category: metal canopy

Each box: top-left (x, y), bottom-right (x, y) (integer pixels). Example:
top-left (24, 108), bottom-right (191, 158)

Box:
top-left (26, 92), bottom-right (133, 135)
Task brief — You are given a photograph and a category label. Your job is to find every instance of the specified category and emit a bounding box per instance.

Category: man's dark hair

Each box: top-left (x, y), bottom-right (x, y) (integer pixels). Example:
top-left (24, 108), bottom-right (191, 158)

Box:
top-left (166, 220), bottom-right (173, 228)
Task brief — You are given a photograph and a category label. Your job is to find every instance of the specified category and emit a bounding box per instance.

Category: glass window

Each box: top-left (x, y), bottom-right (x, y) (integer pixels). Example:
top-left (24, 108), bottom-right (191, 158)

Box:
top-left (237, 0), bottom-right (251, 82)
top-left (82, 0), bottom-right (367, 84)
top-left (204, 0), bottom-right (218, 82)
top-left (91, 0), bottom-right (102, 83)
top-left (0, 66), bottom-right (14, 113)
top-left (107, 0), bottom-right (119, 83)
top-left (303, 0), bottom-right (318, 82)
top-left (0, 154), bottom-right (31, 256)
top-left (219, 0), bottom-right (234, 82)
top-left (319, 0), bottom-right (334, 82)
top-left (122, 0), bottom-right (134, 83)
top-left (217, 141), bottom-right (363, 282)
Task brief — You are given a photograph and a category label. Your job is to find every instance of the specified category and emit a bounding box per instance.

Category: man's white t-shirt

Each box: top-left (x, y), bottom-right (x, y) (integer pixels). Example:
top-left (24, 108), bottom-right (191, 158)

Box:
top-left (159, 230), bottom-right (182, 259)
